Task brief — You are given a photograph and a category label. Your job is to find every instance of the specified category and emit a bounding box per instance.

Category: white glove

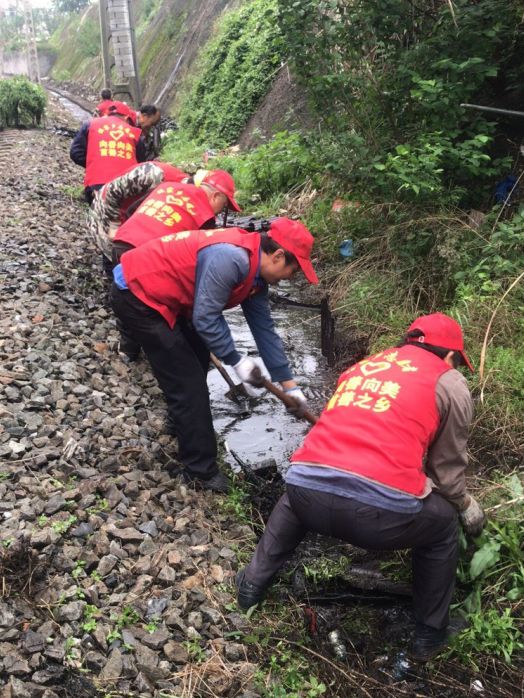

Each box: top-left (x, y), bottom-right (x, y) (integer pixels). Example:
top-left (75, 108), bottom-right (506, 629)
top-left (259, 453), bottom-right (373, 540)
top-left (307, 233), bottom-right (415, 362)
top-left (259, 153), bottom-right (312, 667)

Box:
top-left (284, 386), bottom-right (307, 417)
top-left (459, 495), bottom-right (486, 537)
top-left (233, 356), bottom-right (264, 387)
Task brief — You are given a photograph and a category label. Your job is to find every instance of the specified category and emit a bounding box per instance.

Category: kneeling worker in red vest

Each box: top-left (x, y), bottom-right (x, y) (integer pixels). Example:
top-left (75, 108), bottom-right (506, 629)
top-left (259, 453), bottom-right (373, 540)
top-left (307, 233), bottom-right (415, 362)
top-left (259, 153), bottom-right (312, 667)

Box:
top-left (110, 219), bottom-right (318, 493)
top-left (236, 313), bottom-right (486, 661)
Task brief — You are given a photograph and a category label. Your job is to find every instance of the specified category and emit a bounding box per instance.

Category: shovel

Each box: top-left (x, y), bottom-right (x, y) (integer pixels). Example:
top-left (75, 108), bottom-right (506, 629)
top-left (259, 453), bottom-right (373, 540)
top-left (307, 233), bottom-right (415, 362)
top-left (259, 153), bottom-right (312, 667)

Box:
top-left (210, 354), bottom-right (319, 425)
top-left (210, 353), bottom-right (249, 403)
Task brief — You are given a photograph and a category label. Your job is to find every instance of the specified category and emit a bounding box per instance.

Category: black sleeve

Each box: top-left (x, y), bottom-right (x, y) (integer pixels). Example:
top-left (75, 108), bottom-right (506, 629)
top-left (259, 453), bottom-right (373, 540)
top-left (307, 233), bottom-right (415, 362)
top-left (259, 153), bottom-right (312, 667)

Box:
top-left (70, 122), bottom-right (90, 168)
top-left (135, 136), bottom-right (147, 163)
top-left (200, 216), bottom-right (217, 230)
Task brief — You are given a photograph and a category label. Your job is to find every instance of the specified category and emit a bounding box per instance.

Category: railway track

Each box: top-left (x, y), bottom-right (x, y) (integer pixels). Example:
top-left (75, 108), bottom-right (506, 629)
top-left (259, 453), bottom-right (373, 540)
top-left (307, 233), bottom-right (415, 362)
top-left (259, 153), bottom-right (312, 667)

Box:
top-left (0, 129), bottom-right (19, 159)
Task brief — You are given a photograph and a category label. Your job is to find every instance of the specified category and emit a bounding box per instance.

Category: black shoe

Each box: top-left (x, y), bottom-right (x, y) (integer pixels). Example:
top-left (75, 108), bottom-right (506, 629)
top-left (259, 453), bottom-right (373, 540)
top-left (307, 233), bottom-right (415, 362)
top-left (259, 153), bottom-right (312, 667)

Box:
top-left (236, 569), bottom-right (267, 610)
top-left (118, 338), bottom-right (141, 362)
top-left (183, 471), bottom-right (231, 494)
top-left (409, 625), bottom-right (448, 663)
top-left (163, 419), bottom-right (177, 436)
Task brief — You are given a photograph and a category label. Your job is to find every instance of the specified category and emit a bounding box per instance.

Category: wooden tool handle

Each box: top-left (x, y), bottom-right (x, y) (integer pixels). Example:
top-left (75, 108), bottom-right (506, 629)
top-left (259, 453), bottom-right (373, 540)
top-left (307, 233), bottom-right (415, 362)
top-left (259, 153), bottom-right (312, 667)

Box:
top-left (210, 352), bottom-right (238, 390)
top-left (260, 378), bottom-right (318, 425)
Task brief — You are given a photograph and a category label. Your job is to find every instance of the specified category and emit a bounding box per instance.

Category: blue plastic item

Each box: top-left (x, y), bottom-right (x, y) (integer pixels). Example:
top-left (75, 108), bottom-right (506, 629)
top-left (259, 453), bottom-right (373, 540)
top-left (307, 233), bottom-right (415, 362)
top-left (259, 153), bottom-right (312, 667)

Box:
top-left (495, 175), bottom-right (517, 204)
top-left (339, 239), bottom-right (354, 258)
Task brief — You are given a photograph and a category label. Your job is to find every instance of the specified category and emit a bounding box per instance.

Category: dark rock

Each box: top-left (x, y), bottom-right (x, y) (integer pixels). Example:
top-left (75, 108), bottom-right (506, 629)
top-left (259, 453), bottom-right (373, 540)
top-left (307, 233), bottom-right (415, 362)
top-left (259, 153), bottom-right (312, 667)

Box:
top-left (55, 601), bottom-right (84, 622)
top-left (99, 648), bottom-right (123, 681)
top-left (106, 525), bottom-right (145, 543)
top-left (22, 630), bottom-right (46, 653)
top-left (141, 628), bottom-right (170, 650)
top-left (163, 640), bottom-right (189, 664)
top-left (3, 652), bottom-right (31, 675)
top-left (44, 493), bottom-right (66, 515)
top-left (71, 522), bottom-right (94, 538)
top-left (97, 554), bottom-right (118, 577)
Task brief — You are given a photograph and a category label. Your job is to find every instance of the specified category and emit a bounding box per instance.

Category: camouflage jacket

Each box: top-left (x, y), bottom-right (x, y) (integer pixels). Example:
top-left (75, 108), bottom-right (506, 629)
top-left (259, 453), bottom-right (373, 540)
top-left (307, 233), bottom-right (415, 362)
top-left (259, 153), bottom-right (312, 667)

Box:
top-left (89, 162), bottom-right (165, 259)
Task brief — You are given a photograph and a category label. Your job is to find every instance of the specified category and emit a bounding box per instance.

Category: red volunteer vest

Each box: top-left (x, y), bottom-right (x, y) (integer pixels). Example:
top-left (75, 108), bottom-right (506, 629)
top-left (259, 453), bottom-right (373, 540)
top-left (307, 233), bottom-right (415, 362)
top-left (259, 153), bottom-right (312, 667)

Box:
top-left (85, 117), bottom-right (142, 187)
top-left (101, 161), bottom-right (187, 224)
top-left (291, 345), bottom-right (451, 496)
top-left (114, 182), bottom-right (215, 247)
top-left (121, 227), bottom-right (260, 328)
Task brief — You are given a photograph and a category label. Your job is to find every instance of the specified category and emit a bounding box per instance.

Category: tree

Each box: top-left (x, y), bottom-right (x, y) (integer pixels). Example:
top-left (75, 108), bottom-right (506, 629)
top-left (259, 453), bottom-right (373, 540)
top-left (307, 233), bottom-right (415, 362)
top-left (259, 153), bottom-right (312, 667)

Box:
top-left (52, 0), bottom-right (91, 14)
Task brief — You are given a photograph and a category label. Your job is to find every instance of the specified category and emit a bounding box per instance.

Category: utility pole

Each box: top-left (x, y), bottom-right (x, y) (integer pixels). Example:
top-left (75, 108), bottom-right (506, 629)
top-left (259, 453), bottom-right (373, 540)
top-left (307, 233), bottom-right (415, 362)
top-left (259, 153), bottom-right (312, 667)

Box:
top-left (98, 0), bottom-right (141, 107)
top-left (21, 0), bottom-right (40, 82)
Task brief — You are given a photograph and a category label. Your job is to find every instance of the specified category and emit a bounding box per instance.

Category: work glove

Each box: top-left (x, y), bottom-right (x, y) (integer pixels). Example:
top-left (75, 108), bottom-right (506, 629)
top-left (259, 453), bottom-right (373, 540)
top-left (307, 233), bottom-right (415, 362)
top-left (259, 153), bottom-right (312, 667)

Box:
top-left (233, 356), bottom-right (264, 387)
top-left (459, 494), bottom-right (486, 537)
top-left (284, 386), bottom-right (308, 418)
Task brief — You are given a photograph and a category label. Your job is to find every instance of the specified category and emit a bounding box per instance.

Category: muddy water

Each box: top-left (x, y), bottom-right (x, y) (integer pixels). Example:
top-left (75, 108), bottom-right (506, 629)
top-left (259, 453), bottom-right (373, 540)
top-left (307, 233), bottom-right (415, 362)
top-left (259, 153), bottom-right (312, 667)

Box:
top-left (208, 290), bottom-right (333, 472)
top-left (48, 90), bottom-right (92, 122)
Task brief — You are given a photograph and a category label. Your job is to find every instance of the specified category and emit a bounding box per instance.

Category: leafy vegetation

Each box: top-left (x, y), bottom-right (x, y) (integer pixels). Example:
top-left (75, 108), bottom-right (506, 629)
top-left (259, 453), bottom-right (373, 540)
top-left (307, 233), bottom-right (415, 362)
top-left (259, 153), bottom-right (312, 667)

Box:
top-left (0, 76), bottom-right (47, 128)
top-left (179, 0), bottom-right (284, 145)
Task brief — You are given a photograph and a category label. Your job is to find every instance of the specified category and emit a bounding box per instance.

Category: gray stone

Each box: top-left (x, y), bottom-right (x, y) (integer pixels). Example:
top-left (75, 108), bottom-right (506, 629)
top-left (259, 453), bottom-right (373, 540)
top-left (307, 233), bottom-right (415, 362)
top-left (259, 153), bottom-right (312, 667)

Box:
top-left (3, 652), bottom-right (31, 675)
top-left (84, 650), bottom-right (106, 672)
top-left (141, 628), bottom-right (170, 650)
top-left (187, 611), bottom-right (203, 630)
top-left (163, 640), bottom-right (189, 664)
top-left (97, 554), bottom-right (118, 577)
top-left (55, 601), bottom-right (84, 622)
top-left (8, 440), bottom-right (26, 456)
top-left (134, 643), bottom-right (159, 675)
top-left (31, 529), bottom-right (60, 548)
top-left (22, 631), bottom-right (46, 653)
top-left (106, 525), bottom-right (145, 543)
top-left (32, 665), bottom-right (65, 684)
top-left (44, 493), bottom-right (66, 515)
top-left (225, 642), bottom-right (245, 661)
top-left (99, 648), bottom-right (123, 681)
top-left (138, 520), bottom-right (158, 537)
top-left (201, 606), bottom-right (222, 624)
top-left (0, 604), bottom-right (16, 628)
top-left (157, 565), bottom-right (176, 583)
top-left (71, 522), bottom-right (94, 538)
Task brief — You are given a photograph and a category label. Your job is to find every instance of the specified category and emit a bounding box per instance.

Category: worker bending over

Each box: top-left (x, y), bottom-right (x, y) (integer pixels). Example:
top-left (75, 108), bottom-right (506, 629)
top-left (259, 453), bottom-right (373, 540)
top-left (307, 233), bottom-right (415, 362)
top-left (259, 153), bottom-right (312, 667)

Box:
top-left (237, 313), bottom-right (486, 662)
top-left (110, 169), bottom-right (241, 362)
top-left (111, 219), bottom-right (318, 493)
top-left (90, 160), bottom-right (187, 264)
top-left (70, 104), bottom-right (146, 204)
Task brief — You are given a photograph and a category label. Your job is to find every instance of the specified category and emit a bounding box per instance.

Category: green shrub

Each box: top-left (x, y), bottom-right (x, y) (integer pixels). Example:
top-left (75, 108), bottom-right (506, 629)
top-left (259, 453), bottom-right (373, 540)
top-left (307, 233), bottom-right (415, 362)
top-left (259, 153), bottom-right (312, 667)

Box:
top-left (0, 76), bottom-right (47, 128)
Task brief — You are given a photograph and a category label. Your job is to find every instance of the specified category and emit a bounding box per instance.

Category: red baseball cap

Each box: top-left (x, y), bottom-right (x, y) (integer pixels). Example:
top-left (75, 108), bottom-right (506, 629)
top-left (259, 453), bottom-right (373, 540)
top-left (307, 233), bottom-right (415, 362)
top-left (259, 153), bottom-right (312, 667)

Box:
top-left (201, 170), bottom-right (241, 211)
top-left (407, 312), bottom-right (474, 371)
top-left (268, 217), bottom-right (319, 285)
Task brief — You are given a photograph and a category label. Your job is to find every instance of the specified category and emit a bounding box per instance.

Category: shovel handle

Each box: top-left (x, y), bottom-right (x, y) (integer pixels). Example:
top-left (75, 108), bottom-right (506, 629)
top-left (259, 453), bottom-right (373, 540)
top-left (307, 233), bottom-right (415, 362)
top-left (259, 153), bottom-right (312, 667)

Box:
top-left (260, 378), bottom-right (318, 425)
top-left (210, 352), bottom-right (239, 391)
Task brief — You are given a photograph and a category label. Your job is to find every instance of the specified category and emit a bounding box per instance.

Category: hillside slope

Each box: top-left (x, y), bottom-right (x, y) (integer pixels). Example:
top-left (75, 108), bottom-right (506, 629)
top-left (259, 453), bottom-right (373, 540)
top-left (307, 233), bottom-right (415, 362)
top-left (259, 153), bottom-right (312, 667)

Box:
top-left (47, 0), bottom-right (307, 145)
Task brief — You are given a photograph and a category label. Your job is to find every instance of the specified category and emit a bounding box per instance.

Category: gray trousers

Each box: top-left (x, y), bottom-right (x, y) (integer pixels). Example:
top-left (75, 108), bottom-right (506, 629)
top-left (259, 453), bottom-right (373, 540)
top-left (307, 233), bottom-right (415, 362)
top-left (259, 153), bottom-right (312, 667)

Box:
top-left (244, 484), bottom-right (459, 630)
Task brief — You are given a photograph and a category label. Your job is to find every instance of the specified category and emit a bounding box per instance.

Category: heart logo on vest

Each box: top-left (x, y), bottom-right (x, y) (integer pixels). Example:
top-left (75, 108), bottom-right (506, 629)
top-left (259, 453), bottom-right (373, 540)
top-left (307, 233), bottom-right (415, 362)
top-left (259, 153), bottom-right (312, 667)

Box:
top-left (165, 195), bottom-right (181, 204)
top-left (109, 129), bottom-right (124, 140)
top-left (360, 361), bottom-right (391, 376)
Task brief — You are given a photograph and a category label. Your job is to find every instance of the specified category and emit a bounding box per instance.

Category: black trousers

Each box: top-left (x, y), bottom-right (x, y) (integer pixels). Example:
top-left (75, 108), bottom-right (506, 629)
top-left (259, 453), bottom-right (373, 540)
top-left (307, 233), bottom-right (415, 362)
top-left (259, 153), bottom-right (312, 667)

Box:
top-left (245, 484), bottom-right (459, 630)
top-left (110, 284), bottom-right (217, 480)
top-left (112, 242), bottom-right (140, 357)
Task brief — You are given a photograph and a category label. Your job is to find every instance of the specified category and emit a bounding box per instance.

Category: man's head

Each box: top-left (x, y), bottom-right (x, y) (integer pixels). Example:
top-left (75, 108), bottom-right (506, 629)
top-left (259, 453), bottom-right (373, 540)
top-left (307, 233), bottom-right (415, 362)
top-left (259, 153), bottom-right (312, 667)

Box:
top-left (259, 217), bottom-right (318, 286)
top-left (137, 104), bottom-right (161, 130)
top-left (403, 312), bottom-right (473, 371)
top-left (100, 88), bottom-right (112, 100)
top-left (200, 170), bottom-right (241, 214)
